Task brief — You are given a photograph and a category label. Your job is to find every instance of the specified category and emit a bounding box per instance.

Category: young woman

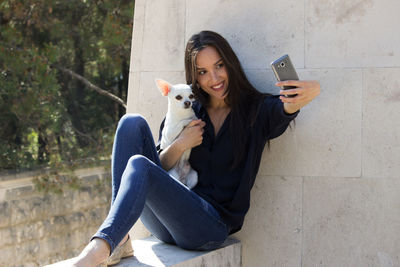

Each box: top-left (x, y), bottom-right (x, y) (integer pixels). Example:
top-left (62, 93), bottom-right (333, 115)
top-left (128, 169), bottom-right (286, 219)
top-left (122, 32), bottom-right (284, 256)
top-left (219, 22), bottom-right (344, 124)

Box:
top-left (70, 30), bottom-right (320, 266)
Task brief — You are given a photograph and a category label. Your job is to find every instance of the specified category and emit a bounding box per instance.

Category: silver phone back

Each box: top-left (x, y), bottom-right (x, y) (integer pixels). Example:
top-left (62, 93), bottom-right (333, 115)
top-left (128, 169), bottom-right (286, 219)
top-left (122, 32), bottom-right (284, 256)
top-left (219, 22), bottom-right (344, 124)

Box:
top-left (270, 54), bottom-right (299, 89)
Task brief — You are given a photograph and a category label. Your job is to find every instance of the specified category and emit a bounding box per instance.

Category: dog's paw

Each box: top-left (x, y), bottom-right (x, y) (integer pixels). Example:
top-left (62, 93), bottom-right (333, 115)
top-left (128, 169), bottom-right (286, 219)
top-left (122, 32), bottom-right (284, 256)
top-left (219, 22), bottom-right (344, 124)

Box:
top-left (186, 169), bottom-right (198, 189)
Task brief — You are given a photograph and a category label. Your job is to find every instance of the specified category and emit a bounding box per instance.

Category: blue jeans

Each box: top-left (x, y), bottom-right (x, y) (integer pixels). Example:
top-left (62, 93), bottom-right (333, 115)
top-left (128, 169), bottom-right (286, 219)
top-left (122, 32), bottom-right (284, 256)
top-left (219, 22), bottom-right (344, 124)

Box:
top-left (92, 114), bottom-right (228, 254)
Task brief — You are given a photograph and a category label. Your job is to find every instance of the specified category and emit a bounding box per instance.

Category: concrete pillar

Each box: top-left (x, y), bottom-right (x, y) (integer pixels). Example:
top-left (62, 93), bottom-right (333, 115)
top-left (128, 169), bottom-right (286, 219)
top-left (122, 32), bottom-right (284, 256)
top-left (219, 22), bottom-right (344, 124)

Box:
top-left (127, 0), bottom-right (400, 266)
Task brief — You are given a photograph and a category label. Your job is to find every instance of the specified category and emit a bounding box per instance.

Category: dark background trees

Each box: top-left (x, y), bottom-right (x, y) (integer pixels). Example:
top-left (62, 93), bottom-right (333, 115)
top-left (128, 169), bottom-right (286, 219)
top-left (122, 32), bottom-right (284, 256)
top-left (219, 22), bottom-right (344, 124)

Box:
top-left (0, 0), bottom-right (134, 170)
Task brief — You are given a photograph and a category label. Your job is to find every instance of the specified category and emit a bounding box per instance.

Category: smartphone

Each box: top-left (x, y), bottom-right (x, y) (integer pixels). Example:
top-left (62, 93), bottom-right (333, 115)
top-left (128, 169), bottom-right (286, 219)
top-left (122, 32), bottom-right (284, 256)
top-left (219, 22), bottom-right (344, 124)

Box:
top-left (270, 54), bottom-right (299, 97)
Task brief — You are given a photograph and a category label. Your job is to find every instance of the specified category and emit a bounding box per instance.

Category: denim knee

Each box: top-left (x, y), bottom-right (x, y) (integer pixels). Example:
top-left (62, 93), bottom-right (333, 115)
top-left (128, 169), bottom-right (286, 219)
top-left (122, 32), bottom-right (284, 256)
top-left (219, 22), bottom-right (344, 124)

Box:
top-left (127, 154), bottom-right (151, 171)
top-left (117, 113), bottom-right (148, 135)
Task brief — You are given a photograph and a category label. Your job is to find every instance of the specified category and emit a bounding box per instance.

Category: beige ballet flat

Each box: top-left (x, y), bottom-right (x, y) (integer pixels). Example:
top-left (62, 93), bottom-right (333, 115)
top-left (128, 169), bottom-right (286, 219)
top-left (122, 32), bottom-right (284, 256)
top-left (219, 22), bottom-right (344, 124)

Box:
top-left (107, 236), bottom-right (134, 266)
top-left (96, 260), bottom-right (107, 267)
top-left (96, 236), bottom-right (134, 267)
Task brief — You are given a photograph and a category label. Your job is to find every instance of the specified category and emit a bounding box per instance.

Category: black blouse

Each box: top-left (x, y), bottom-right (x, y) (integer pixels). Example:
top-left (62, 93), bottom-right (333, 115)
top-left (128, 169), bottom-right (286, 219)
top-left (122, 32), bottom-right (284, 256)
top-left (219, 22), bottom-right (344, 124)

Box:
top-left (157, 95), bottom-right (299, 234)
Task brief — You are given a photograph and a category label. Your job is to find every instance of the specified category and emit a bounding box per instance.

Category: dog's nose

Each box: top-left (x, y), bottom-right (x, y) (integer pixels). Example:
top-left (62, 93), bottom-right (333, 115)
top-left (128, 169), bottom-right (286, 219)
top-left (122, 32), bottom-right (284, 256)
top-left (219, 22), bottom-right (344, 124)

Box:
top-left (184, 101), bottom-right (191, 108)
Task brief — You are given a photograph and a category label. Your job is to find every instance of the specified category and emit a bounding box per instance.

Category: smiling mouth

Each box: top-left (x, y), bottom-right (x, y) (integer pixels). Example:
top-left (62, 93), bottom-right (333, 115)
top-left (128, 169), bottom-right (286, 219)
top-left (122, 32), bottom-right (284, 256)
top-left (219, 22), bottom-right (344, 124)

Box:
top-left (211, 82), bottom-right (224, 90)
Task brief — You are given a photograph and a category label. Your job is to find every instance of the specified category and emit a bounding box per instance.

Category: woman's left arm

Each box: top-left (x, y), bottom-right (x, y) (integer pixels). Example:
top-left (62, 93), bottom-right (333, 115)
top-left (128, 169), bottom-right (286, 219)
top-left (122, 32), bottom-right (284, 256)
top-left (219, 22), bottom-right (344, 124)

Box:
top-left (276, 80), bottom-right (321, 114)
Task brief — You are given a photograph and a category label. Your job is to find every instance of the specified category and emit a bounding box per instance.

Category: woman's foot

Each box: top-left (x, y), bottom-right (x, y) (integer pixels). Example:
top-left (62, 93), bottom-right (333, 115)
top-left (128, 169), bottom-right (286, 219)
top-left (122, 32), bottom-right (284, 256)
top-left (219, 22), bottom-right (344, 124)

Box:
top-left (107, 235), bottom-right (134, 265)
top-left (71, 238), bottom-right (110, 267)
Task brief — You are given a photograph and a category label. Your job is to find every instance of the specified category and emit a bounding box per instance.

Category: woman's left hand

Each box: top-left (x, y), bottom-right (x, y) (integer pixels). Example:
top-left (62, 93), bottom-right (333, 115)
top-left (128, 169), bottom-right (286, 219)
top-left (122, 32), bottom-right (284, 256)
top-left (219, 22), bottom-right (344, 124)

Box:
top-left (276, 80), bottom-right (321, 114)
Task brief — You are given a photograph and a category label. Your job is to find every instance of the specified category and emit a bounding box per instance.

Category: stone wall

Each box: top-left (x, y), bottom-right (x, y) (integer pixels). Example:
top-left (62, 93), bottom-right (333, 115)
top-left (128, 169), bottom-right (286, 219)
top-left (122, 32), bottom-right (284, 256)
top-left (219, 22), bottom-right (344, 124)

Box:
top-left (127, 0), bottom-right (400, 266)
top-left (0, 167), bottom-right (111, 267)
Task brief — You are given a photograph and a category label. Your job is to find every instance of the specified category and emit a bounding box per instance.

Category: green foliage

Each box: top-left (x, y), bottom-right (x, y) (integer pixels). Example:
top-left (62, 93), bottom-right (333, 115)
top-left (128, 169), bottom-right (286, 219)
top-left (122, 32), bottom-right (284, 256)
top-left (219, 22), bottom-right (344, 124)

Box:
top-left (0, 0), bottom-right (134, 181)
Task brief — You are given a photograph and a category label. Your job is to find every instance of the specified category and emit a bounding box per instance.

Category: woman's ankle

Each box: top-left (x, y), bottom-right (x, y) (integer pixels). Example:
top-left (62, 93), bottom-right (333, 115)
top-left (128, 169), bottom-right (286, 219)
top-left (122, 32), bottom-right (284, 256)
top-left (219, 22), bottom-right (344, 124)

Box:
top-left (118, 234), bottom-right (129, 247)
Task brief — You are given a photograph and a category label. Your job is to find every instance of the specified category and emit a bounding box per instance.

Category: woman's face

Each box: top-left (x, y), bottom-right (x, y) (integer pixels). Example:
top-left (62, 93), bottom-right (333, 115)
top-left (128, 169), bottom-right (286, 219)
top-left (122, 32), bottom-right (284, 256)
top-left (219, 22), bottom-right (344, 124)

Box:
top-left (195, 46), bottom-right (229, 104)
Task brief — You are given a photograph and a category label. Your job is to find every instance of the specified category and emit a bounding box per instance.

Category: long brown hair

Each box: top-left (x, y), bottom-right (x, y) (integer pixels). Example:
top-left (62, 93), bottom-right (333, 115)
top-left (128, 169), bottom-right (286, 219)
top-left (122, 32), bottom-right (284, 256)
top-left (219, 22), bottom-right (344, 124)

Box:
top-left (185, 30), bottom-right (269, 167)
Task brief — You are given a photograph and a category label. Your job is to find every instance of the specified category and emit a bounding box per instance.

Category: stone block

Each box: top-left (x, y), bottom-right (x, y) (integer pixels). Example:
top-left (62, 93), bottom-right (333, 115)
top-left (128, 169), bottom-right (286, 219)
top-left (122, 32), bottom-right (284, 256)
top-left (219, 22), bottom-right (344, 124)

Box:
top-left (10, 198), bottom-right (35, 225)
top-left (234, 175), bottom-right (302, 267)
top-left (30, 208), bottom-right (105, 239)
top-left (8, 192), bottom-right (78, 226)
top-left (302, 176), bottom-right (400, 267)
top-left (140, 0), bottom-right (186, 72)
top-left (127, 71), bottom-right (141, 113)
top-left (186, 0), bottom-right (304, 69)
top-left (66, 227), bottom-right (96, 254)
top-left (45, 236), bottom-right (241, 267)
top-left (129, 0), bottom-right (146, 73)
top-left (69, 190), bottom-right (92, 212)
top-left (12, 220), bottom-right (45, 244)
top-left (61, 183), bottom-right (109, 215)
top-left (9, 193), bottom-right (85, 226)
top-left (14, 238), bottom-right (41, 264)
top-left (0, 167), bottom-right (111, 266)
top-left (363, 68), bottom-right (400, 178)
top-left (0, 245), bottom-right (16, 266)
top-left (259, 69), bottom-right (362, 177)
top-left (46, 193), bottom-right (72, 217)
top-left (101, 172), bottom-right (112, 182)
top-left (0, 225), bottom-right (13, 247)
top-left (118, 236), bottom-right (240, 267)
top-left (244, 69), bottom-right (281, 95)
top-left (5, 184), bottom-right (35, 201)
top-left (38, 235), bottom-right (71, 263)
top-left (39, 227), bottom-right (97, 265)
top-left (81, 174), bottom-right (100, 184)
top-left (306, 0), bottom-right (400, 68)
top-left (0, 201), bottom-right (11, 228)
top-left (70, 187), bottom-right (107, 213)
top-left (85, 206), bottom-right (108, 227)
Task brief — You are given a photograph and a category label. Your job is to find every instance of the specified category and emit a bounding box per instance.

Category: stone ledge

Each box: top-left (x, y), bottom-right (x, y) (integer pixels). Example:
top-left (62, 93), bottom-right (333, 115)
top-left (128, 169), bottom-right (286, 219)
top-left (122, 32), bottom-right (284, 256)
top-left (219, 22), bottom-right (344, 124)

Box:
top-left (118, 236), bottom-right (241, 267)
top-left (46, 236), bottom-right (241, 267)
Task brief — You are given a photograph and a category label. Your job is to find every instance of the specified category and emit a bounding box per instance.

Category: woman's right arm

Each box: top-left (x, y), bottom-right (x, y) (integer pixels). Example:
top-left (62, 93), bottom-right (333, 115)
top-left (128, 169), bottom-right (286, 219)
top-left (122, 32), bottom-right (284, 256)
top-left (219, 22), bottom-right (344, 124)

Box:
top-left (159, 119), bottom-right (205, 171)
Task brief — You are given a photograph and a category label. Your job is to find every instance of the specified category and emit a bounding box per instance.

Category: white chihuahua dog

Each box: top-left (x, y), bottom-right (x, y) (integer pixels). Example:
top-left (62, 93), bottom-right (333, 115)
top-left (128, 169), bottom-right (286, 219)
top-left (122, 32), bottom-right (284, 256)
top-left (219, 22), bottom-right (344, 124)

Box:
top-left (156, 79), bottom-right (198, 189)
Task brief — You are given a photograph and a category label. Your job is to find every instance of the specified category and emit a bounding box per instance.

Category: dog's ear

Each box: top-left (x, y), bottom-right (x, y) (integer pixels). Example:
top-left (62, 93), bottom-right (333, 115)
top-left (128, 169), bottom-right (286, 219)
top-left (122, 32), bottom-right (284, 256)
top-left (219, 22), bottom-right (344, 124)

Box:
top-left (155, 79), bottom-right (172, 96)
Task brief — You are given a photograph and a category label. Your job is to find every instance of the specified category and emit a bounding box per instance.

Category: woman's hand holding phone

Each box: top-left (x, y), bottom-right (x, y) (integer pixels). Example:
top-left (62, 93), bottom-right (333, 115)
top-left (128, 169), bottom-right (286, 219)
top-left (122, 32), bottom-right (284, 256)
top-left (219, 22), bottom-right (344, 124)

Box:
top-left (276, 80), bottom-right (321, 114)
top-left (270, 54), bottom-right (299, 98)
top-left (271, 54), bottom-right (320, 113)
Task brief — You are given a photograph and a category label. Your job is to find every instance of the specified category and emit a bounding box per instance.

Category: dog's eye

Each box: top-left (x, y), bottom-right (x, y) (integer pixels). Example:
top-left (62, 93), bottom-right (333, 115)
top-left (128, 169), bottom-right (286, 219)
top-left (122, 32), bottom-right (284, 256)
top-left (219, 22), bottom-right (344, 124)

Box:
top-left (189, 94), bottom-right (194, 99)
top-left (175, 95), bottom-right (182, 100)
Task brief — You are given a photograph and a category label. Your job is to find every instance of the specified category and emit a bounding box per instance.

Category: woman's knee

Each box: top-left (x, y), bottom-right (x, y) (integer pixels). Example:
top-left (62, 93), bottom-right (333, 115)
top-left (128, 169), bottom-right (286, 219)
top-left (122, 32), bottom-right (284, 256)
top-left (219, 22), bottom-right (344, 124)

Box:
top-left (121, 155), bottom-right (152, 186)
top-left (127, 154), bottom-right (151, 171)
top-left (117, 113), bottom-right (149, 136)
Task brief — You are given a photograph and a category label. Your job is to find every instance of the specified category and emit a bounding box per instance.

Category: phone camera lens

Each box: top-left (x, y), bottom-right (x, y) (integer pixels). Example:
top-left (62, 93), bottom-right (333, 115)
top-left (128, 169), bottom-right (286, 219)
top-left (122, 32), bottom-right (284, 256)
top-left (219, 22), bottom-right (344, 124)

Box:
top-left (280, 62), bottom-right (285, 67)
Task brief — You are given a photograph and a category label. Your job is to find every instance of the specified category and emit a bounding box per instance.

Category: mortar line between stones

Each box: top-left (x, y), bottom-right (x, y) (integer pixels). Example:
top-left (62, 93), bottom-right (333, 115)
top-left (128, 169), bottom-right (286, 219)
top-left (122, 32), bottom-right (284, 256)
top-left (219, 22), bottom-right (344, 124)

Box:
top-left (135, 0), bottom-right (146, 74)
top-left (360, 69), bottom-right (364, 178)
top-left (184, 0), bottom-right (187, 46)
top-left (137, 0), bottom-right (146, 112)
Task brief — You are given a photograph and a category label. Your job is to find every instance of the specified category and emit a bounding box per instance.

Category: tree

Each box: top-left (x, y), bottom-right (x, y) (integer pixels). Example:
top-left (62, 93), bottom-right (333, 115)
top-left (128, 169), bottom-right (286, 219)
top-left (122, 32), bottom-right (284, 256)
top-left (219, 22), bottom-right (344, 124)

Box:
top-left (0, 0), bottom-right (134, 170)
